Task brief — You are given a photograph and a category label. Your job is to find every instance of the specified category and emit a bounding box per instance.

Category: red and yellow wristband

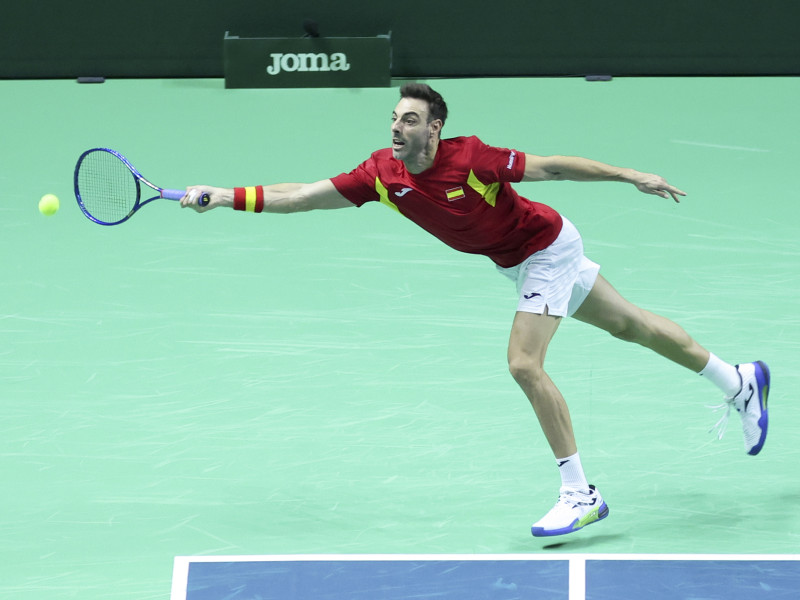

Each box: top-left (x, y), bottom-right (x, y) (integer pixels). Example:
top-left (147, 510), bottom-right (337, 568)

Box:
top-left (233, 186), bottom-right (265, 213)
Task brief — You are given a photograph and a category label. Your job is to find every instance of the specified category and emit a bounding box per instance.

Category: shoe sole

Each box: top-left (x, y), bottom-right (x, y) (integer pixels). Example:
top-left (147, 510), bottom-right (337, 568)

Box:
top-left (531, 501), bottom-right (609, 537)
top-left (748, 360), bottom-right (770, 456)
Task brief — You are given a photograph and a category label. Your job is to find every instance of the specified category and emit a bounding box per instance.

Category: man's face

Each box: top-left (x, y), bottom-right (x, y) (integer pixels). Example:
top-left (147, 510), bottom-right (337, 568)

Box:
top-left (390, 97), bottom-right (439, 163)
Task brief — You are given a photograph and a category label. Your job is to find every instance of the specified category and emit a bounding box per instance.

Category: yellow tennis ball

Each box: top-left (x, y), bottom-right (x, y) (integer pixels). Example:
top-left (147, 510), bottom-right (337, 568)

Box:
top-left (39, 193), bottom-right (60, 216)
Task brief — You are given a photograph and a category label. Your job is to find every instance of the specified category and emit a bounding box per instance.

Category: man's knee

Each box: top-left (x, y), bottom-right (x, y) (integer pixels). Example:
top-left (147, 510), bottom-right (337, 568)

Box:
top-left (605, 308), bottom-right (651, 344)
top-left (608, 317), bottom-right (641, 343)
top-left (508, 352), bottom-right (546, 386)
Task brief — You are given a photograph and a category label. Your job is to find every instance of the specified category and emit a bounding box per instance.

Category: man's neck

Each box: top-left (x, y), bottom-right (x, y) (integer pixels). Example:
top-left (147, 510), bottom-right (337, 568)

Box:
top-left (404, 138), bottom-right (440, 174)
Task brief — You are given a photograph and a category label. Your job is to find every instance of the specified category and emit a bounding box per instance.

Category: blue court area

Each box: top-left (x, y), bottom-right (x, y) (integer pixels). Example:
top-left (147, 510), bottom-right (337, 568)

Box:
top-left (180, 557), bottom-right (567, 600)
top-left (172, 555), bottom-right (800, 600)
top-left (587, 558), bottom-right (800, 600)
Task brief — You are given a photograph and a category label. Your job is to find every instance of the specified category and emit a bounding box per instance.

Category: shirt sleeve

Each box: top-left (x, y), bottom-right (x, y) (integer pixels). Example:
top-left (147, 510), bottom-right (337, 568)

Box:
top-left (330, 155), bottom-right (380, 207)
top-left (469, 136), bottom-right (526, 183)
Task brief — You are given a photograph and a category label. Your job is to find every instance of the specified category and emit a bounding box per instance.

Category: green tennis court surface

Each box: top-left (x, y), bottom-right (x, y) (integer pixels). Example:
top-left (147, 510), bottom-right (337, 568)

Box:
top-left (1, 76), bottom-right (798, 599)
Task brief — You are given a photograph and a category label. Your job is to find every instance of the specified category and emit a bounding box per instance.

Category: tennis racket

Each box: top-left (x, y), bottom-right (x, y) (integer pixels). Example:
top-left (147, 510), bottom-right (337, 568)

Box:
top-left (73, 147), bottom-right (209, 226)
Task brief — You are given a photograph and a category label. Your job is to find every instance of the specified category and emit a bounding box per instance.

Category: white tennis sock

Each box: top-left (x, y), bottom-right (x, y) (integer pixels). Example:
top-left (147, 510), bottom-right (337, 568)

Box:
top-left (699, 353), bottom-right (741, 397)
top-left (556, 452), bottom-right (589, 493)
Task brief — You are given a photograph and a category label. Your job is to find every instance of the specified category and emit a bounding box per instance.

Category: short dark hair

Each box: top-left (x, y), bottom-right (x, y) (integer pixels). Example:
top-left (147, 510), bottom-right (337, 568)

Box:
top-left (399, 83), bottom-right (448, 128)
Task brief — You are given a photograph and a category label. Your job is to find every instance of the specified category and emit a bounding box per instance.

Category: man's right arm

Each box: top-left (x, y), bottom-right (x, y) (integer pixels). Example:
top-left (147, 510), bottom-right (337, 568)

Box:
top-left (180, 179), bottom-right (354, 213)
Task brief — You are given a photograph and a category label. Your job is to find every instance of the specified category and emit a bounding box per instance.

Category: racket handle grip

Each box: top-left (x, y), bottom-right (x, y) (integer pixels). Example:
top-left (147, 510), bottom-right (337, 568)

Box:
top-left (162, 189), bottom-right (211, 206)
top-left (162, 189), bottom-right (186, 200)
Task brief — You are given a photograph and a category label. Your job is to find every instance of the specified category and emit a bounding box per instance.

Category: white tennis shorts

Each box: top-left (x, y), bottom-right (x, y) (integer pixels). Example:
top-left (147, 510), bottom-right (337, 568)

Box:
top-left (497, 217), bottom-right (600, 318)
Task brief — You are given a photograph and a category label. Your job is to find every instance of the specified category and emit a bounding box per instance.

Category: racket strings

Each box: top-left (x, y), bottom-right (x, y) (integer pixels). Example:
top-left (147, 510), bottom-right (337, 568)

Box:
top-left (76, 151), bottom-right (139, 224)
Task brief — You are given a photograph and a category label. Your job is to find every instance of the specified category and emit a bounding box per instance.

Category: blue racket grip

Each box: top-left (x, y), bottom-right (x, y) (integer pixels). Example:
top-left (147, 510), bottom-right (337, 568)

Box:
top-left (162, 189), bottom-right (211, 206)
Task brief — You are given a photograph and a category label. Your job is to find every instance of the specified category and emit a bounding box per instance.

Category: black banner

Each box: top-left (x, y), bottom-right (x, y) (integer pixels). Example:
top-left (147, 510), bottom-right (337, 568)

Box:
top-left (224, 34), bottom-right (391, 89)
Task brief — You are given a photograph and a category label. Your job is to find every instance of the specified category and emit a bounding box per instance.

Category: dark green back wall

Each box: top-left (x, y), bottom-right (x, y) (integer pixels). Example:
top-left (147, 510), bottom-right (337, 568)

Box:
top-left (2, 0), bottom-right (798, 78)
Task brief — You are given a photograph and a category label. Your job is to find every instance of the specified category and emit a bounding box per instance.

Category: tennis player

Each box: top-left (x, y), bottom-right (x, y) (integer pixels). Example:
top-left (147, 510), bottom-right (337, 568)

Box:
top-left (181, 83), bottom-right (769, 538)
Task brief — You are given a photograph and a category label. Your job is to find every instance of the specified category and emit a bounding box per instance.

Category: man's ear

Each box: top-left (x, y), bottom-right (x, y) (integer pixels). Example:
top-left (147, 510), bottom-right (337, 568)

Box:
top-left (430, 119), bottom-right (443, 138)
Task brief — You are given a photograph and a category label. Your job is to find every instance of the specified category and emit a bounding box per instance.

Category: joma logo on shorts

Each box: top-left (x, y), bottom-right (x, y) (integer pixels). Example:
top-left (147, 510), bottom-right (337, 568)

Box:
top-left (266, 53), bottom-right (351, 75)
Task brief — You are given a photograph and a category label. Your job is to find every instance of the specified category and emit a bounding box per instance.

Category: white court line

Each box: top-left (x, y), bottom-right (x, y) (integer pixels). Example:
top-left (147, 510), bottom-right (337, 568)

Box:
top-left (569, 556), bottom-right (586, 600)
top-left (670, 139), bottom-right (770, 152)
top-left (171, 553), bottom-right (800, 600)
top-left (170, 556), bottom-right (190, 600)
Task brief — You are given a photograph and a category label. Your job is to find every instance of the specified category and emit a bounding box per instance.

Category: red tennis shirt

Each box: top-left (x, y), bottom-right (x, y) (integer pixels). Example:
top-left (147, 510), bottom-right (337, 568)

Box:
top-left (330, 135), bottom-right (563, 268)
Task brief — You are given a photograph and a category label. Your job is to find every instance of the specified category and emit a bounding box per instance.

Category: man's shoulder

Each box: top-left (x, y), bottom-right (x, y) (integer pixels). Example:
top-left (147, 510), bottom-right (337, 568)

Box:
top-left (368, 147), bottom-right (395, 161)
top-left (438, 136), bottom-right (488, 159)
top-left (441, 135), bottom-right (482, 147)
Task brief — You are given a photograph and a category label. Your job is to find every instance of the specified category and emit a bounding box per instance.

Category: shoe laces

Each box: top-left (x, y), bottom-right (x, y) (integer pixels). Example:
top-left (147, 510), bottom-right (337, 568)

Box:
top-left (708, 398), bottom-right (734, 440)
top-left (557, 487), bottom-right (593, 508)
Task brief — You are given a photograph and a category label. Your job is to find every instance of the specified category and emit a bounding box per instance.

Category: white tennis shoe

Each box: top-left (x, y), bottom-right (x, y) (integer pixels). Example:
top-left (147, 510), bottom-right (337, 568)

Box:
top-left (531, 485), bottom-right (609, 537)
top-left (710, 361), bottom-right (770, 455)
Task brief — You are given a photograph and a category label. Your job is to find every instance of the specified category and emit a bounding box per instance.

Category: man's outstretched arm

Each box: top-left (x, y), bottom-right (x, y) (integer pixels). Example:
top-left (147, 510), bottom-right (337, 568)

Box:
top-left (522, 154), bottom-right (686, 203)
top-left (180, 179), bottom-right (354, 213)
